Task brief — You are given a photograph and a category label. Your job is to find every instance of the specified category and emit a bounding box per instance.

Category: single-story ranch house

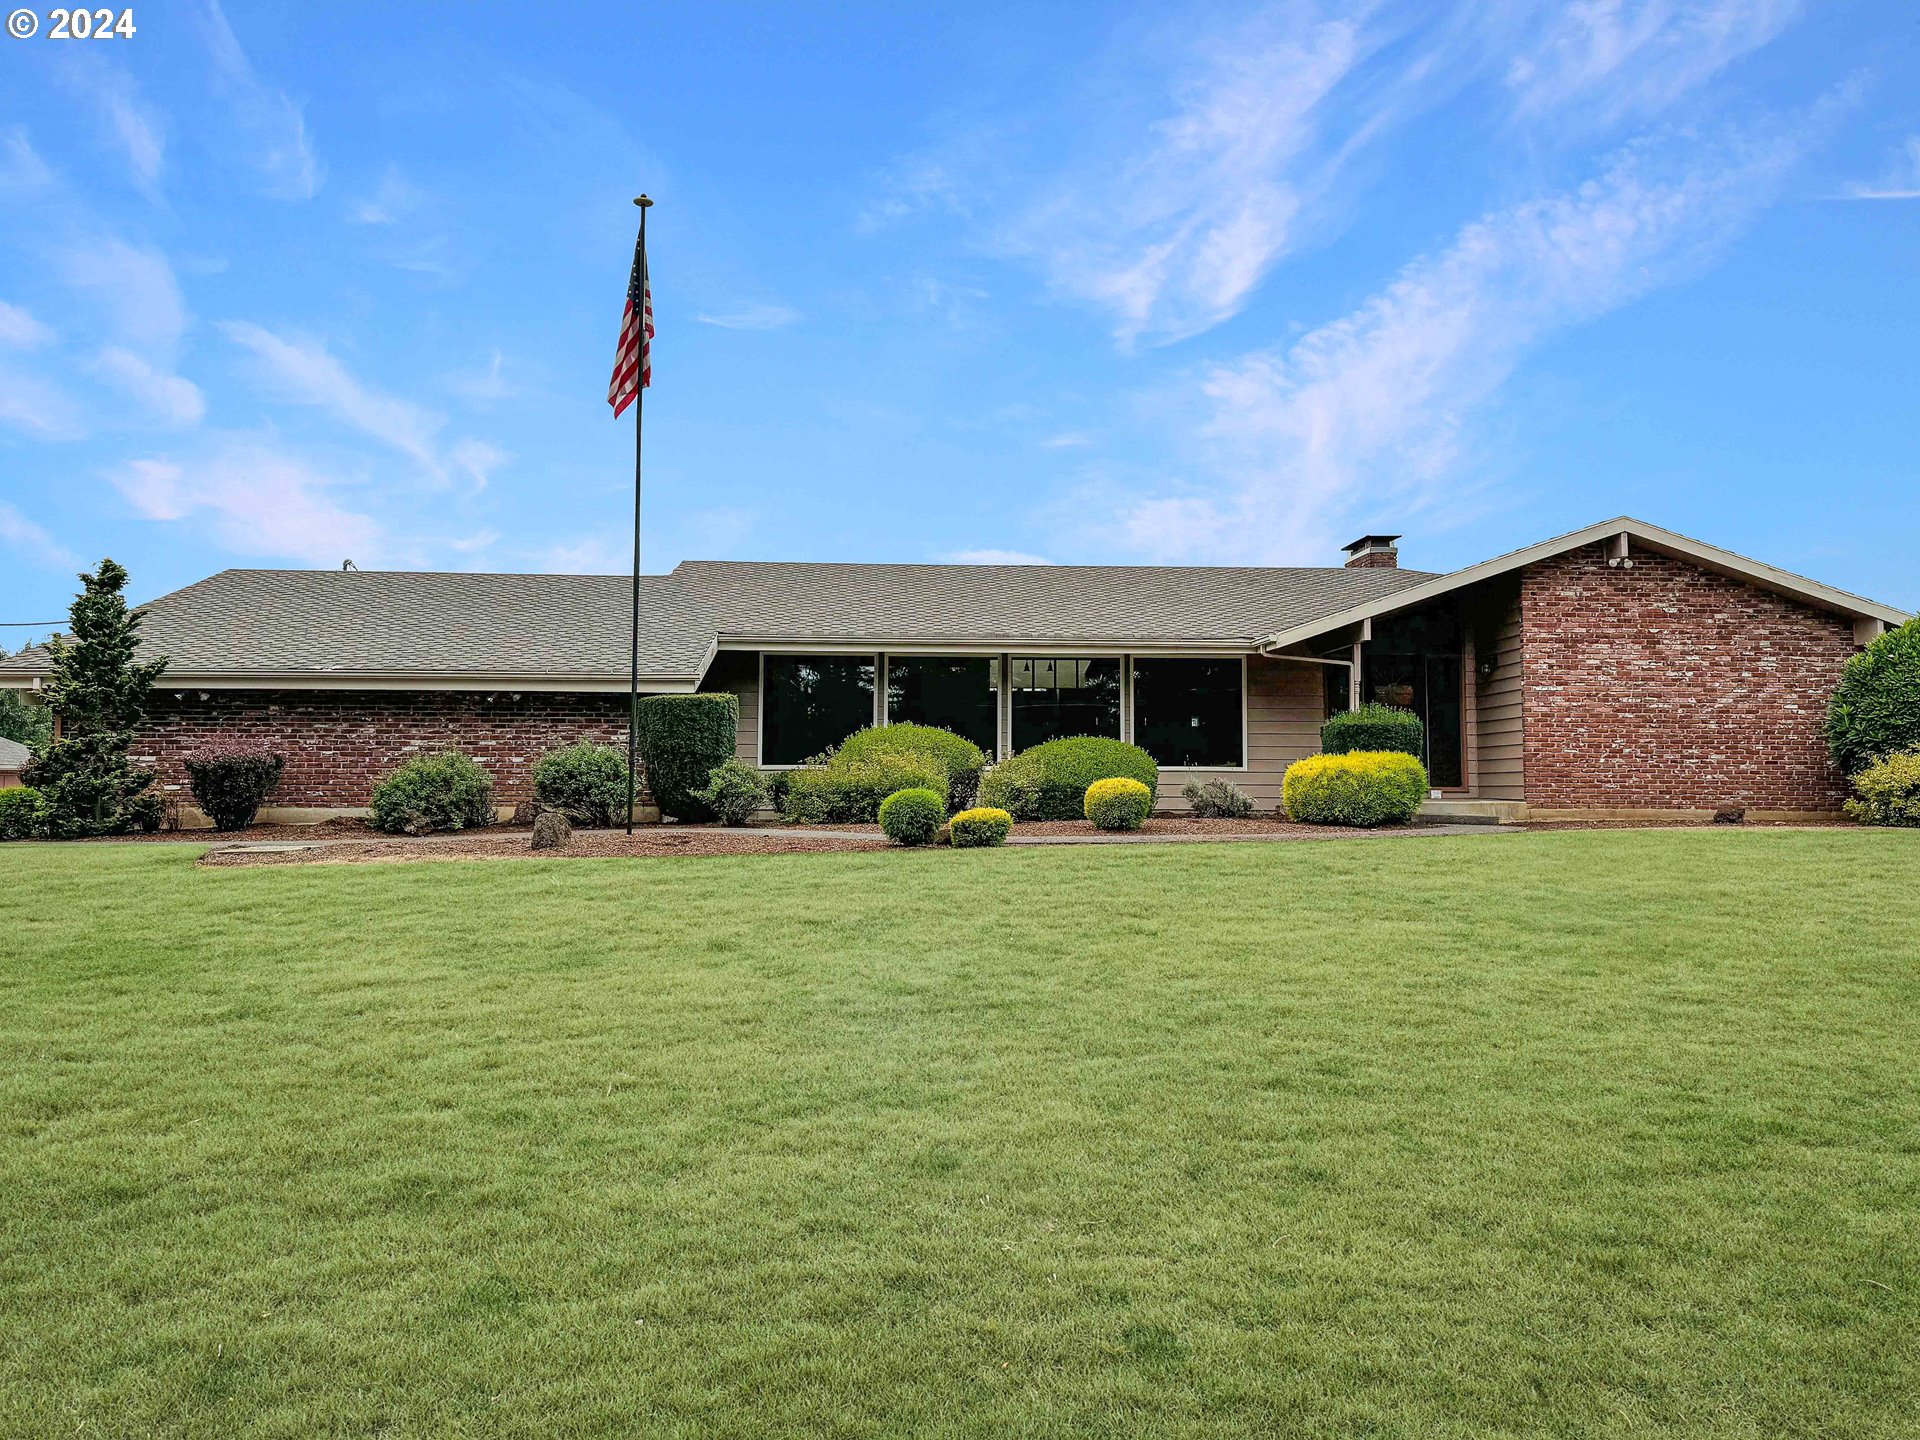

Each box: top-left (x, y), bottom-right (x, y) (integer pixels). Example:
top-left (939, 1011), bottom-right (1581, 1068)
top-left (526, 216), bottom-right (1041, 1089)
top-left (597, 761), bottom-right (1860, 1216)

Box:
top-left (1, 517), bottom-right (1906, 825)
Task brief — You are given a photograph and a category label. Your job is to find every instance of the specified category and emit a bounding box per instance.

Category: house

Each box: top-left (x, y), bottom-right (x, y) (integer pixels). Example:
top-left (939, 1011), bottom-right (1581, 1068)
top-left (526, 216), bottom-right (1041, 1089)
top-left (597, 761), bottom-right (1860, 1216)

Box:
top-left (0, 517), bottom-right (1905, 826)
top-left (0, 736), bottom-right (28, 790)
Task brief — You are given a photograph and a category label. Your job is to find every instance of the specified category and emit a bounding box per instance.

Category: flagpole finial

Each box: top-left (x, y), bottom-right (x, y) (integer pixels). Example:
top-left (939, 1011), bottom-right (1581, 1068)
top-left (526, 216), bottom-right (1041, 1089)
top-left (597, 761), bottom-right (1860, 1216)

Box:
top-left (634, 194), bottom-right (653, 208)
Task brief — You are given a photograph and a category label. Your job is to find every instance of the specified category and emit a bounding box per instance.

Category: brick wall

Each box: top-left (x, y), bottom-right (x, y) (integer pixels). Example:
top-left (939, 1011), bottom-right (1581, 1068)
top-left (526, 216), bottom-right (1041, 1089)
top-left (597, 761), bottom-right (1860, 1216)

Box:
top-left (136, 689), bottom-right (631, 810)
top-left (1520, 544), bottom-right (1853, 811)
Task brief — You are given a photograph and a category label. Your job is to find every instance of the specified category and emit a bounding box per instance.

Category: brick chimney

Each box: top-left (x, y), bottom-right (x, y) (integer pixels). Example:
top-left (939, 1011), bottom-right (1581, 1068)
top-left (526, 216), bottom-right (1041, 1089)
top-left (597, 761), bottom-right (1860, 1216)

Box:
top-left (1342, 534), bottom-right (1401, 569)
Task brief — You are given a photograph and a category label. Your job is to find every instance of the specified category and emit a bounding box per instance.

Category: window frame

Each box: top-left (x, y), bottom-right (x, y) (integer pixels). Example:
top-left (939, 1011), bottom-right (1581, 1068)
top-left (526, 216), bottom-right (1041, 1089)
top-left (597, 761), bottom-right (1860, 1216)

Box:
top-left (880, 653), bottom-right (1002, 760)
top-left (1006, 654), bottom-right (1125, 752)
top-left (1126, 653), bottom-right (1249, 772)
top-left (756, 651), bottom-right (881, 768)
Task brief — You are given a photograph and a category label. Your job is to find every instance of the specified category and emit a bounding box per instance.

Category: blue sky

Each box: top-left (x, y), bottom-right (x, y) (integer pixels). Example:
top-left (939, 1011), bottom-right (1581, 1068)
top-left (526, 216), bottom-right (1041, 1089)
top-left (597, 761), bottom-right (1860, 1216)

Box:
top-left (2, 0), bottom-right (1916, 637)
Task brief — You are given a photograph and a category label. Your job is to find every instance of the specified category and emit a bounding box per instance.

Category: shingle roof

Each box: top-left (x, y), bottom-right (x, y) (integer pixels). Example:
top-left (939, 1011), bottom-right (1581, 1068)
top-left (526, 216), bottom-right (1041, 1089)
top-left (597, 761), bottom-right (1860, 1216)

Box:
top-left (0, 737), bottom-right (29, 769)
top-left (0, 559), bottom-right (1436, 686)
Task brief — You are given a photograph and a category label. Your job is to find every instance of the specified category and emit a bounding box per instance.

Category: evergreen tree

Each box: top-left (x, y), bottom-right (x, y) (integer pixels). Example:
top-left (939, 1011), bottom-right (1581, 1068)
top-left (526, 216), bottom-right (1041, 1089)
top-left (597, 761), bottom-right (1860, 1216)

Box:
top-left (22, 560), bottom-right (169, 837)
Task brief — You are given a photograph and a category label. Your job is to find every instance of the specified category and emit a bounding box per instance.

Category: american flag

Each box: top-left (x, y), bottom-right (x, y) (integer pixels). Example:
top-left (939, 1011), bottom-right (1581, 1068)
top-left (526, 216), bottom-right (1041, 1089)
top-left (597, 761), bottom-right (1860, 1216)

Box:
top-left (607, 221), bottom-right (652, 417)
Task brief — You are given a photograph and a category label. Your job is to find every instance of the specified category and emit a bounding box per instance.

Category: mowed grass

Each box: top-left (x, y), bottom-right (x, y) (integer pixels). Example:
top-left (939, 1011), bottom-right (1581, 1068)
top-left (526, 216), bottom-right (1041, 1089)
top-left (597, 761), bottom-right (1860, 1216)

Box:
top-left (2, 831), bottom-right (1918, 1439)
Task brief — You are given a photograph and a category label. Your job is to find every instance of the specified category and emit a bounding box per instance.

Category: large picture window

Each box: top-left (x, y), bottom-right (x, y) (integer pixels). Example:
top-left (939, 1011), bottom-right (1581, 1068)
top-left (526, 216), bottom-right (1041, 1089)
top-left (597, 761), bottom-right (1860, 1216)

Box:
top-left (886, 656), bottom-right (998, 757)
top-left (762, 654), bottom-right (875, 765)
top-left (1010, 657), bottom-right (1120, 751)
top-left (1132, 658), bottom-right (1244, 768)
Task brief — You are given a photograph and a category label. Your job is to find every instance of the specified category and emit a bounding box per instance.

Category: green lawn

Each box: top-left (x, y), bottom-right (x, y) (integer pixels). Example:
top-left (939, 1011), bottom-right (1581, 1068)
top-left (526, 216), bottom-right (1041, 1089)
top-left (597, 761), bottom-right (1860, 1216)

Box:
top-left (2, 831), bottom-right (1917, 1438)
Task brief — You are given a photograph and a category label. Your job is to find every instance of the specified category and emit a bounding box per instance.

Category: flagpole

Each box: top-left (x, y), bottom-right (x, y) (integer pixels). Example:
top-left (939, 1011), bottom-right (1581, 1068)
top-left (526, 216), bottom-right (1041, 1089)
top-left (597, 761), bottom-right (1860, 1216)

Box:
top-left (627, 193), bottom-right (652, 835)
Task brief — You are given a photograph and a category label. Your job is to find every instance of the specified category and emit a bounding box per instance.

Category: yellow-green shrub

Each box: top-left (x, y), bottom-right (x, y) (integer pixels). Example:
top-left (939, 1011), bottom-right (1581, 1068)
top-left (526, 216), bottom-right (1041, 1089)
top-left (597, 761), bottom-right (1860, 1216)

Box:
top-left (1084, 776), bottom-right (1151, 831)
top-left (1844, 749), bottom-right (1920, 827)
top-left (1282, 751), bottom-right (1427, 827)
top-left (949, 807), bottom-right (1013, 847)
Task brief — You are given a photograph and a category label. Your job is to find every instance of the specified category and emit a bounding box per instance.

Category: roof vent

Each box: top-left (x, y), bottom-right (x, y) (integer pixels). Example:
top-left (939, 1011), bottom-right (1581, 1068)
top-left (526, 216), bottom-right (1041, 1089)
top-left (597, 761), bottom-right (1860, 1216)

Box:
top-left (1342, 534), bottom-right (1400, 570)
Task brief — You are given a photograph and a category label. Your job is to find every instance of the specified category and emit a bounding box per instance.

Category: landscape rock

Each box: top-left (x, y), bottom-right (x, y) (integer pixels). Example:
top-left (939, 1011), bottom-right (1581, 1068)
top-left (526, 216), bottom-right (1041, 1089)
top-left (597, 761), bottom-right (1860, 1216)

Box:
top-left (531, 811), bottom-right (573, 850)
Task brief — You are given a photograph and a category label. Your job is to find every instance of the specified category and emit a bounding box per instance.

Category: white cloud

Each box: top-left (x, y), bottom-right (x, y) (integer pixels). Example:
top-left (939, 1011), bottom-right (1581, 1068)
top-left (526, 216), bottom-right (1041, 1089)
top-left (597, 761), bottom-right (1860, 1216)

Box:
top-left (449, 349), bottom-right (517, 406)
top-left (58, 238), bottom-right (188, 351)
top-left (346, 166), bottom-right (425, 225)
top-left (1118, 112), bottom-right (1832, 563)
top-left (448, 438), bottom-right (511, 491)
top-left (1838, 135), bottom-right (1920, 201)
top-left (0, 301), bottom-right (54, 349)
top-left (536, 537), bottom-right (626, 574)
top-left (199, 0), bottom-right (322, 200)
top-left (942, 548), bottom-right (1054, 565)
top-left (1039, 431), bottom-right (1093, 449)
top-left (0, 502), bottom-right (80, 571)
top-left (93, 347), bottom-right (206, 426)
top-left (0, 367), bottom-right (86, 441)
top-left (0, 127), bottom-right (54, 195)
top-left (59, 56), bottom-right (166, 193)
top-left (694, 303), bottom-right (801, 331)
top-left (113, 448), bottom-right (384, 566)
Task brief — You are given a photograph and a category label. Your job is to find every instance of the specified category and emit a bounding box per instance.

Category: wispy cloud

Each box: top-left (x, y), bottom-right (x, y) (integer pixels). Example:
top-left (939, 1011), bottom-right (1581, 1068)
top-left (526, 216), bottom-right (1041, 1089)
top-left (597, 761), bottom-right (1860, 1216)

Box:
top-left (942, 548), bottom-right (1053, 565)
top-left (0, 501), bottom-right (80, 571)
top-left (93, 347), bottom-right (206, 426)
top-left (199, 0), bottom-right (322, 200)
top-left (536, 536), bottom-right (626, 574)
top-left (345, 165), bottom-right (425, 225)
top-left (695, 303), bottom-right (801, 331)
top-left (58, 238), bottom-right (188, 351)
top-left (55, 55), bottom-right (166, 194)
top-left (0, 301), bottom-right (54, 349)
top-left (448, 349), bottom-right (517, 406)
top-left (1039, 431), bottom-right (1093, 450)
top-left (1118, 108), bottom-right (1837, 562)
top-left (113, 447), bottom-right (384, 566)
top-left (1837, 134), bottom-right (1920, 200)
top-left (0, 368), bottom-right (86, 441)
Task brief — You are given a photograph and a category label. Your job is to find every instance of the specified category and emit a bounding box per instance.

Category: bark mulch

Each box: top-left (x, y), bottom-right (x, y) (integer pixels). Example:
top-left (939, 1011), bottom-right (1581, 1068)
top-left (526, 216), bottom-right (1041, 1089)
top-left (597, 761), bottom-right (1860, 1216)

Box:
top-left (88, 817), bottom-right (397, 844)
top-left (199, 827), bottom-right (888, 868)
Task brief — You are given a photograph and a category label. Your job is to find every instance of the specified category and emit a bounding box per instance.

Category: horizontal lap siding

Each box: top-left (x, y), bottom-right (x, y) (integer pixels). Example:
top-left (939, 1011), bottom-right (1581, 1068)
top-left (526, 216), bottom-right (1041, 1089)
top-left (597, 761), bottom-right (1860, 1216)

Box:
top-left (1476, 588), bottom-right (1525, 801)
top-left (703, 650), bottom-right (760, 765)
top-left (1159, 656), bottom-right (1322, 814)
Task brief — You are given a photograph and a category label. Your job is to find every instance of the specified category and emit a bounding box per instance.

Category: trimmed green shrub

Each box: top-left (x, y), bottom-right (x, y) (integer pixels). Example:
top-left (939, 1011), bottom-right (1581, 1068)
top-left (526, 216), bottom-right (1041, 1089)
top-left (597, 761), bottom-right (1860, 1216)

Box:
top-left (879, 787), bottom-right (945, 846)
top-left (1282, 751), bottom-right (1427, 827)
top-left (0, 785), bottom-right (42, 840)
top-left (978, 736), bottom-right (1157, 821)
top-left (370, 751), bottom-right (497, 835)
top-left (837, 723), bottom-right (985, 811)
top-left (184, 747), bottom-right (284, 831)
top-left (1085, 776), bottom-right (1152, 831)
top-left (634, 693), bottom-right (739, 821)
top-left (1182, 778), bottom-right (1254, 818)
top-left (783, 753), bottom-right (948, 824)
top-left (1322, 703), bottom-right (1424, 759)
top-left (949, 807), bottom-right (1013, 847)
top-left (533, 742), bottom-right (629, 826)
top-left (693, 759), bottom-right (770, 826)
top-left (1827, 618), bottom-right (1920, 775)
top-left (1844, 749), bottom-right (1920, 827)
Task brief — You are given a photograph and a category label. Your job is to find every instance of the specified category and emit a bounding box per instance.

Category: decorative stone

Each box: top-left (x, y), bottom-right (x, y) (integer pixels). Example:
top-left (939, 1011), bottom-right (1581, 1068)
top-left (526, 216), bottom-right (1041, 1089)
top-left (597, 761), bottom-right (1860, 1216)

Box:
top-left (530, 811), bottom-right (572, 850)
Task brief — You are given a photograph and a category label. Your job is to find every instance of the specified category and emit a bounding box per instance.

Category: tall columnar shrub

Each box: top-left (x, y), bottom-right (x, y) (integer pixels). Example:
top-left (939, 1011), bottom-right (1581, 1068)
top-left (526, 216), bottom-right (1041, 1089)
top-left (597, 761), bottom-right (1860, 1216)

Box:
top-left (978, 736), bottom-right (1158, 821)
top-left (1844, 749), bottom-right (1920, 828)
top-left (634, 693), bottom-right (739, 821)
top-left (1826, 618), bottom-right (1920, 776)
top-left (836, 724), bottom-right (986, 812)
top-left (1321, 703), bottom-right (1424, 759)
top-left (22, 559), bottom-right (167, 838)
top-left (184, 748), bottom-right (285, 831)
top-left (533, 742), bottom-right (629, 826)
top-left (1282, 751), bottom-right (1428, 827)
top-left (370, 751), bottom-right (497, 835)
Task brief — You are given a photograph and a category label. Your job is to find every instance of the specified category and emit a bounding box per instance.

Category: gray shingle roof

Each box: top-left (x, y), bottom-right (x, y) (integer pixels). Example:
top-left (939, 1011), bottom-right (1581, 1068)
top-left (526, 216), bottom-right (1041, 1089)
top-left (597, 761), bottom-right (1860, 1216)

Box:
top-left (0, 559), bottom-right (1435, 685)
top-left (0, 736), bottom-right (29, 769)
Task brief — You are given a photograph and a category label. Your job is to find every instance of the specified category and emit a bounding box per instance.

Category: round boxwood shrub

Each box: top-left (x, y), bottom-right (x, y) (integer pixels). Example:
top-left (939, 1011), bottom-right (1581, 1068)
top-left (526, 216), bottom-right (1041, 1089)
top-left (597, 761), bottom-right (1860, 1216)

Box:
top-left (370, 751), bottom-right (497, 835)
top-left (0, 785), bottom-right (42, 841)
top-left (879, 787), bottom-right (945, 846)
top-left (1282, 751), bottom-right (1428, 827)
top-left (978, 736), bottom-right (1157, 821)
top-left (1827, 618), bottom-right (1920, 776)
top-left (837, 723), bottom-right (985, 811)
top-left (1182, 777), bottom-right (1254, 818)
top-left (635, 693), bottom-right (739, 821)
top-left (1844, 749), bottom-right (1920, 827)
top-left (532, 741), bottom-right (629, 826)
top-left (783, 753), bottom-right (948, 824)
top-left (1321, 703), bottom-right (1424, 759)
top-left (693, 759), bottom-right (770, 826)
top-left (183, 747), bottom-right (285, 832)
top-left (1085, 776), bottom-right (1152, 831)
top-left (949, 806), bottom-right (1013, 848)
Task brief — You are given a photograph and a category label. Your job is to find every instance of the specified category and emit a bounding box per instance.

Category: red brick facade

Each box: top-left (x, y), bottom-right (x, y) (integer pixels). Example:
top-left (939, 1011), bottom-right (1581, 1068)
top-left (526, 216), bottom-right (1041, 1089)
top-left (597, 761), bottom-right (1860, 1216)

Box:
top-left (136, 690), bottom-right (630, 811)
top-left (1519, 544), bottom-right (1853, 812)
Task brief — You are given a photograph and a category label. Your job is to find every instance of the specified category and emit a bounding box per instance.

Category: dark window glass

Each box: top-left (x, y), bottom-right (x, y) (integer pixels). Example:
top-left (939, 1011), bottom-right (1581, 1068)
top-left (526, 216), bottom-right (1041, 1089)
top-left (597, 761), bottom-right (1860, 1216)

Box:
top-left (762, 655), bottom-right (875, 765)
top-left (1009, 657), bottom-right (1120, 751)
top-left (1133, 658), bottom-right (1244, 767)
top-left (885, 656), bottom-right (999, 758)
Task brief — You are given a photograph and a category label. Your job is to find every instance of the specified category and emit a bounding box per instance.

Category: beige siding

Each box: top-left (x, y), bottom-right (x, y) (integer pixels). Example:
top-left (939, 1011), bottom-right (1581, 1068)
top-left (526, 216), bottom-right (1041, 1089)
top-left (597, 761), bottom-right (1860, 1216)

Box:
top-left (702, 649), bottom-right (760, 765)
top-left (1473, 586), bottom-right (1525, 801)
top-left (1158, 655), bottom-right (1324, 814)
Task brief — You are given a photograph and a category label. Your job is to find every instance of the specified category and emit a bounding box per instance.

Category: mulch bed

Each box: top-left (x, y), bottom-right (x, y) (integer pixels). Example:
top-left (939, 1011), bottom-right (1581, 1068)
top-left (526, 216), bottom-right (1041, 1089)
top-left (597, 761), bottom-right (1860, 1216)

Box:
top-left (88, 817), bottom-right (398, 844)
top-left (200, 828), bottom-right (889, 868)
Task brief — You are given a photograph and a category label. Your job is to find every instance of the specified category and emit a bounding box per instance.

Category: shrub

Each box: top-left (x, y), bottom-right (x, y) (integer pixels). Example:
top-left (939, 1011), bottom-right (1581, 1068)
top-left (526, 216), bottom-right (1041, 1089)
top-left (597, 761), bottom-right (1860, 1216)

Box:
top-left (634, 693), bottom-right (739, 821)
top-left (1844, 749), bottom-right (1920, 827)
top-left (783, 753), bottom-right (948, 824)
top-left (0, 785), bottom-right (42, 840)
top-left (1283, 751), bottom-right (1428, 827)
top-left (837, 723), bottom-right (985, 811)
top-left (1322, 703), bottom-right (1424, 759)
top-left (1085, 776), bottom-right (1152, 831)
top-left (979, 736), bottom-right (1157, 821)
top-left (693, 759), bottom-right (770, 826)
top-left (1182, 778), bottom-right (1254, 819)
top-left (949, 807), bottom-right (1013, 848)
top-left (533, 742), bottom-right (629, 826)
top-left (370, 751), bottom-right (497, 835)
top-left (879, 787), bottom-right (945, 846)
top-left (1827, 618), bottom-right (1920, 775)
top-left (183, 747), bottom-right (284, 831)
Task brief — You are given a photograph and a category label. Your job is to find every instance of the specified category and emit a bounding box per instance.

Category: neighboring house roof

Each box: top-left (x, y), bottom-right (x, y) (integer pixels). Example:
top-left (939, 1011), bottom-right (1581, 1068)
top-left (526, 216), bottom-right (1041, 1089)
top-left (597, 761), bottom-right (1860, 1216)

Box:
top-left (0, 736), bottom-right (29, 770)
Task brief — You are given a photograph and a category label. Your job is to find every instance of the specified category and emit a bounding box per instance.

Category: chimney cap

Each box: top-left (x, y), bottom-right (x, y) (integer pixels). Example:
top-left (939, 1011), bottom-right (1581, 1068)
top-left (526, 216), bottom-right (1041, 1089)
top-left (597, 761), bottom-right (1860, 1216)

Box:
top-left (1341, 534), bottom-right (1401, 555)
